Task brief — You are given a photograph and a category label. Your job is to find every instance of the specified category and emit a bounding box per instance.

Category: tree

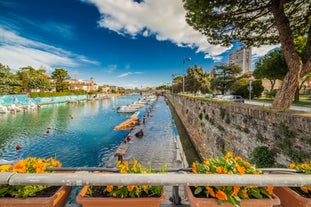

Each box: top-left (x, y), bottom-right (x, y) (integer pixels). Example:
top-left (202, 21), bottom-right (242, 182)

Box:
top-left (231, 78), bottom-right (264, 99)
top-left (17, 66), bottom-right (51, 92)
top-left (254, 49), bottom-right (288, 91)
top-left (172, 74), bottom-right (183, 93)
top-left (0, 63), bottom-right (21, 95)
top-left (51, 68), bottom-right (70, 92)
top-left (183, 0), bottom-right (311, 109)
top-left (210, 64), bottom-right (242, 95)
top-left (185, 64), bottom-right (211, 94)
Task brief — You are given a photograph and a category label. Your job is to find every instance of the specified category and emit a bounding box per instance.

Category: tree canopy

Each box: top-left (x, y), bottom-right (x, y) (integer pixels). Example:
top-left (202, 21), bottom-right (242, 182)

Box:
top-left (211, 64), bottom-right (242, 95)
top-left (0, 63), bottom-right (21, 95)
top-left (185, 64), bottom-right (211, 94)
top-left (254, 49), bottom-right (288, 91)
top-left (183, 0), bottom-right (311, 109)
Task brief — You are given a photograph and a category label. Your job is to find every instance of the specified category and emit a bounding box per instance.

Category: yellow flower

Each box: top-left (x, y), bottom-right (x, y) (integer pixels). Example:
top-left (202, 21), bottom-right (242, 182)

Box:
top-left (226, 152), bottom-right (233, 158)
top-left (203, 160), bottom-right (210, 166)
top-left (242, 189), bottom-right (249, 198)
top-left (301, 186), bottom-right (309, 193)
top-left (0, 164), bottom-right (11, 172)
top-left (133, 160), bottom-right (138, 172)
top-left (289, 163), bottom-right (296, 169)
top-left (216, 190), bottom-right (228, 201)
top-left (234, 156), bottom-right (243, 161)
top-left (192, 162), bottom-right (197, 174)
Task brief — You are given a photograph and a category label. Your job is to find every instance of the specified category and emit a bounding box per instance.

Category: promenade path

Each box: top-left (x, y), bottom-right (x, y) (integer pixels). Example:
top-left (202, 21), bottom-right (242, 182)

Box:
top-left (104, 95), bottom-right (190, 206)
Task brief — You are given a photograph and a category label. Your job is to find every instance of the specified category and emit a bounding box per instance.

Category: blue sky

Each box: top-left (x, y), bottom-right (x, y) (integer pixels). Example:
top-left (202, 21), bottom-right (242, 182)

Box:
top-left (0, 0), bottom-right (277, 88)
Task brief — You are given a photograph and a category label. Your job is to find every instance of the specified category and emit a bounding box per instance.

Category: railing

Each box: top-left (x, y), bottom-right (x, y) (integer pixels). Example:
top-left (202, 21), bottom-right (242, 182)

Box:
top-left (1, 168), bottom-right (310, 187)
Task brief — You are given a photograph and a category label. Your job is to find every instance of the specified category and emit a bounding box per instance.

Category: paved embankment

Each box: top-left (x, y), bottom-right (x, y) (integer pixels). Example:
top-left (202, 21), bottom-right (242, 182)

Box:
top-left (105, 95), bottom-right (189, 205)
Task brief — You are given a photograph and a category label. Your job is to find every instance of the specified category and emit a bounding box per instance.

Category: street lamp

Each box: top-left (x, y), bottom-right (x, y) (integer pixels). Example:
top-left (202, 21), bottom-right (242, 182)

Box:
top-left (182, 57), bottom-right (191, 93)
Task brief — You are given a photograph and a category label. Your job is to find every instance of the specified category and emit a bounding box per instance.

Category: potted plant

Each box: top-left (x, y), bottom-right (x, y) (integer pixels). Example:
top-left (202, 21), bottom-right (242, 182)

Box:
top-left (274, 161), bottom-right (311, 207)
top-left (76, 160), bottom-right (165, 207)
top-left (0, 157), bottom-right (72, 207)
top-left (186, 152), bottom-right (280, 207)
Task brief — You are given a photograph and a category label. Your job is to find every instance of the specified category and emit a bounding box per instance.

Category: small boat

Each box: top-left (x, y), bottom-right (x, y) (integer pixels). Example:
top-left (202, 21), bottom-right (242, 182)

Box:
top-left (114, 117), bottom-right (140, 130)
top-left (117, 105), bottom-right (138, 113)
top-left (0, 105), bottom-right (8, 114)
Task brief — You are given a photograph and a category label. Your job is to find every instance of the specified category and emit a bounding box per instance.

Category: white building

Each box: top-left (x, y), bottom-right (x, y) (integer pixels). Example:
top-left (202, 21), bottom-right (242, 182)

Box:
top-left (229, 47), bottom-right (252, 74)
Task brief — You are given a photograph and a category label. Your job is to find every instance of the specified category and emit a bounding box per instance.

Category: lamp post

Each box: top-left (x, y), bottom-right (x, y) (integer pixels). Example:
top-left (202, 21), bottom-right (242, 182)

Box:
top-left (182, 57), bottom-right (191, 93)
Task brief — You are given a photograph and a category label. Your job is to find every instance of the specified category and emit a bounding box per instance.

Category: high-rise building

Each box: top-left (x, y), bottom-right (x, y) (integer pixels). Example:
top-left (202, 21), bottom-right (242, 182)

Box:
top-left (229, 47), bottom-right (252, 74)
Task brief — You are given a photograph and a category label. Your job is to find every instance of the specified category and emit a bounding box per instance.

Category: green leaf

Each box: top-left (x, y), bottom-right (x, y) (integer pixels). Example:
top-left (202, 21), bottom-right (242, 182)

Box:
top-left (194, 187), bottom-right (203, 195)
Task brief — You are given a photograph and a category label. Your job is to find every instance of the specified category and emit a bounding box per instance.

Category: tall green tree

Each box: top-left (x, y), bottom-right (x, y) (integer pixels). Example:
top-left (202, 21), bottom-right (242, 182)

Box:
top-left (185, 64), bottom-right (211, 94)
top-left (183, 0), bottom-right (311, 109)
top-left (51, 68), bottom-right (70, 92)
top-left (172, 74), bottom-right (183, 93)
top-left (0, 63), bottom-right (21, 95)
top-left (254, 49), bottom-right (288, 91)
top-left (17, 66), bottom-right (51, 92)
top-left (211, 64), bottom-right (242, 95)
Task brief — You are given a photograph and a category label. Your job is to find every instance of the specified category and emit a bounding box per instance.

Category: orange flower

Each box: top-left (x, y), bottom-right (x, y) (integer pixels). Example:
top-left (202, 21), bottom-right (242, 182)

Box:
top-left (106, 185), bottom-right (114, 192)
top-left (289, 163), bottom-right (295, 169)
top-left (127, 185), bottom-right (135, 192)
top-left (192, 162), bottom-right (197, 174)
top-left (301, 186), bottom-right (309, 193)
top-left (118, 185), bottom-right (123, 189)
top-left (142, 185), bottom-right (149, 190)
top-left (236, 165), bottom-right (245, 174)
top-left (242, 189), bottom-right (249, 198)
top-left (216, 190), bottom-right (228, 201)
top-left (206, 186), bottom-right (215, 197)
top-left (266, 186), bottom-right (274, 195)
top-left (216, 166), bottom-right (224, 174)
top-left (232, 186), bottom-right (240, 196)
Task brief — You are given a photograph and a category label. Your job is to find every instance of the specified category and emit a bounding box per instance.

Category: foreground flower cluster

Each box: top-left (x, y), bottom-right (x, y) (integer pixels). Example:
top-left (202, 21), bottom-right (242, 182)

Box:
top-left (290, 161), bottom-right (311, 194)
top-left (87, 160), bottom-right (163, 198)
top-left (191, 152), bottom-right (274, 206)
top-left (0, 157), bottom-right (62, 198)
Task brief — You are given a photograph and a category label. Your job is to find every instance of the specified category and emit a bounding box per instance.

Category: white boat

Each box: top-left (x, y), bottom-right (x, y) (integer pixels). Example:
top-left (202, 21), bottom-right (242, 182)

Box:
top-left (0, 105), bottom-right (8, 114)
top-left (117, 105), bottom-right (138, 113)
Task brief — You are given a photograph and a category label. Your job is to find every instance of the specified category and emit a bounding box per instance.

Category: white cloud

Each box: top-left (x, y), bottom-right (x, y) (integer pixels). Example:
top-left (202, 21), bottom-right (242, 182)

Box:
top-left (117, 71), bottom-right (142, 78)
top-left (84, 0), bottom-right (231, 59)
top-left (252, 45), bottom-right (280, 57)
top-left (0, 27), bottom-right (98, 71)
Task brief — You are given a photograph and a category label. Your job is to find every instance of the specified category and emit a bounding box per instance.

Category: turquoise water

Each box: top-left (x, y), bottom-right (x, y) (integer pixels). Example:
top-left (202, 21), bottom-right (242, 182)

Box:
top-left (0, 94), bottom-right (142, 167)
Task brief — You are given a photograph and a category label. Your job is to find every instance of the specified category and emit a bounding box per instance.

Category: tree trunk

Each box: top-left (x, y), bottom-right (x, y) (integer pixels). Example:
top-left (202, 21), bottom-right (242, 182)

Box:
top-left (272, 70), bottom-right (299, 109)
top-left (294, 86), bottom-right (299, 102)
top-left (271, 1), bottom-right (302, 109)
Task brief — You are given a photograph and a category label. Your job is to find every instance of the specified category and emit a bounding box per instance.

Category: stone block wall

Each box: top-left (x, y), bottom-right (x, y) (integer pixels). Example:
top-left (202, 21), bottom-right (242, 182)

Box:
top-left (167, 94), bottom-right (311, 166)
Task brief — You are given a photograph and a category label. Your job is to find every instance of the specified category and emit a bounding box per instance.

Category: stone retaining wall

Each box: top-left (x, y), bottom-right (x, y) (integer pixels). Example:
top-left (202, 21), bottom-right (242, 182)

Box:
top-left (167, 94), bottom-right (311, 166)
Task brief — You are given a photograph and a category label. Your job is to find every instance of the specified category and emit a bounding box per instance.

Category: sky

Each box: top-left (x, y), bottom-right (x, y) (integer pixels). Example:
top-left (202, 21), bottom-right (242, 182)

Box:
top-left (0, 0), bottom-right (277, 88)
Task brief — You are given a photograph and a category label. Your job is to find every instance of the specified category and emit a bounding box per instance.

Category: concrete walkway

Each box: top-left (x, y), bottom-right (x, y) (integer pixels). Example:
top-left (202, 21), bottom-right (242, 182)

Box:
top-left (105, 95), bottom-right (189, 205)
